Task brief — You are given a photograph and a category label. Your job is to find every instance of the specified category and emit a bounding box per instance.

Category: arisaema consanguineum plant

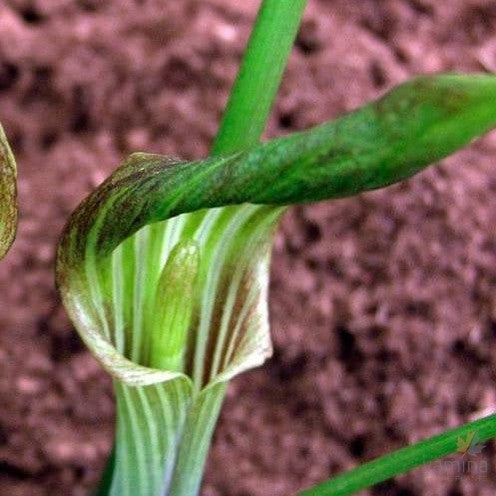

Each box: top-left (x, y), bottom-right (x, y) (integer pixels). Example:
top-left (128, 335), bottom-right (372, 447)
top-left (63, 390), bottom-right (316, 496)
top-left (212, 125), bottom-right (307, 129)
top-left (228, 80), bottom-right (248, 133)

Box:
top-left (0, 123), bottom-right (17, 261)
top-left (55, 2), bottom-right (496, 495)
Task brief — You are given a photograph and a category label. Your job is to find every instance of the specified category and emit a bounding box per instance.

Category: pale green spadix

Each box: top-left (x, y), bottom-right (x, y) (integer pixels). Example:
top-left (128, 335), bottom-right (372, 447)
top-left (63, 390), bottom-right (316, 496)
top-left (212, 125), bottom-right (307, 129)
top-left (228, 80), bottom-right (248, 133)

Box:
top-left (56, 74), bottom-right (496, 496)
top-left (149, 240), bottom-right (199, 372)
top-left (0, 124), bottom-right (17, 261)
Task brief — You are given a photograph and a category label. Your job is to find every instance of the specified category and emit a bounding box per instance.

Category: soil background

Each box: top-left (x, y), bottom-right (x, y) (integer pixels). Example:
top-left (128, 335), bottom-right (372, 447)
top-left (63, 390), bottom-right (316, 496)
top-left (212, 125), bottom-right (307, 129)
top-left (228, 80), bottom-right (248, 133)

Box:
top-left (1, 0), bottom-right (496, 495)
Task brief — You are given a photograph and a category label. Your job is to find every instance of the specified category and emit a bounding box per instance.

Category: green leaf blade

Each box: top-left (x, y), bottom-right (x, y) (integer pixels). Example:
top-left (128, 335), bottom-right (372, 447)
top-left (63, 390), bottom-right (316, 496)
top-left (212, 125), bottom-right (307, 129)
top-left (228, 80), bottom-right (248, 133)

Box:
top-left (59, 74), bottom-right (496, 271)
top-left (299, 414), bottom-right (496, 496)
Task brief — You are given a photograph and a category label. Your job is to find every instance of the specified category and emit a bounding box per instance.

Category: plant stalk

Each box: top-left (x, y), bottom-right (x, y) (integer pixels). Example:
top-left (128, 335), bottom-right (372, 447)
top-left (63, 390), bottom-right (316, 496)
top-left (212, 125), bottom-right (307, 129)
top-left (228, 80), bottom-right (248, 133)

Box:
top-left (212, 0), bottom-right (308, 155)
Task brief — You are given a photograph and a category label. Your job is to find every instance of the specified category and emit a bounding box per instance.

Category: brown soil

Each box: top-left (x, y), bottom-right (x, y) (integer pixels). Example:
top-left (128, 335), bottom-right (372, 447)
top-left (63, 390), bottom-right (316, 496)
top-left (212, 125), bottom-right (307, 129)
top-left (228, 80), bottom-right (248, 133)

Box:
top-left (1, 0), bottom-right (496, 495)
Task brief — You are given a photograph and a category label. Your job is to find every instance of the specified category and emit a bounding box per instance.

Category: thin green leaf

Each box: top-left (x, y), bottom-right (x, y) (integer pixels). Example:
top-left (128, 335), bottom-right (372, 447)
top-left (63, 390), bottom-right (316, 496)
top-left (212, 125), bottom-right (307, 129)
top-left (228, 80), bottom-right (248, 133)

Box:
top-left (0, 124), bottom-right (17, 260)
top-left (56, 74), bottom-right (496, 495)
top-left (299, 414), bottom-right (496, 496)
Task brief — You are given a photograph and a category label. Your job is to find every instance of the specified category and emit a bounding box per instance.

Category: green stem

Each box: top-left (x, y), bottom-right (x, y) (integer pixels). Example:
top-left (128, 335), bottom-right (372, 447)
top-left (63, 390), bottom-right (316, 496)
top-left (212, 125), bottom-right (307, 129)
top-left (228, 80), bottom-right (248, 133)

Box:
top-left (299, 414), bottom-right (496, 496)
top-left (211, 0), bottom-right (308, 155)
top-left (95, 446), bottom-right (115, 496)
